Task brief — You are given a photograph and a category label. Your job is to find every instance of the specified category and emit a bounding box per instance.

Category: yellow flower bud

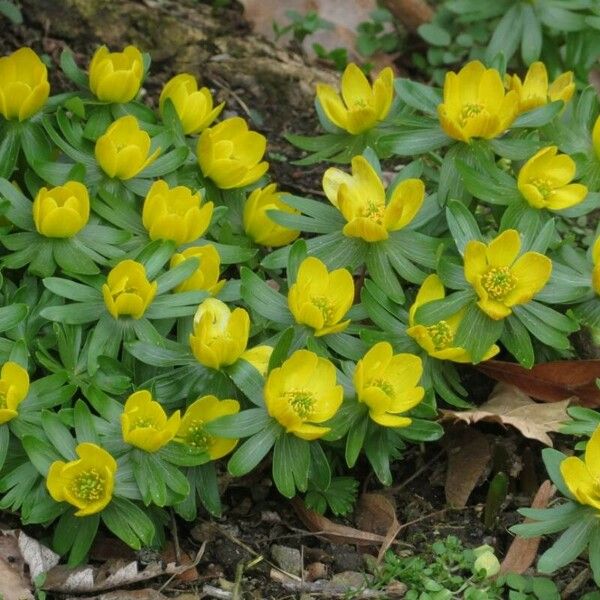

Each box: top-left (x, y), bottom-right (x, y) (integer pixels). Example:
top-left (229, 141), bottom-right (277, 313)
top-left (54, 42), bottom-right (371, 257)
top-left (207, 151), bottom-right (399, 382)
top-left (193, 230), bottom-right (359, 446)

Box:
top-left (88, 45), bottom-right (144, 103)
top-left (593, 115), bottom-right (600, 162)
top-left (288, 257), bottom-right (354, 337)
top-left (472, 547), bottom-right (501, 578)
top-left (0, 362), bottom-right (29, 425)
top-left (197, 117), bottom-right (268, 189)
top-left (0, 47), bottom-right (50, 121)
top-left (592, 237), bottom-right (600, 296)
top-left (32, 181), bottom-right (90, 238)
top-left (142, 180), bottom-right (213, 246)
top-left (169, 244), bottom-right (225, 294)
top-left (121, 390), bottom-right (180, 453)
top-left (47, 443), bottom-right (116, 517)
top-left (95, 115), bottom-right (160, 180)
top-left (242, 184), bottom-right (300, 247)
top-left (189, 298), bottom-right (250, 369)
top-left (102, 259), bottom-right (157, 319)
top-left (240, 345), bottom-right (273, 376)
top-left (159, 73), bottom-right (224, 135)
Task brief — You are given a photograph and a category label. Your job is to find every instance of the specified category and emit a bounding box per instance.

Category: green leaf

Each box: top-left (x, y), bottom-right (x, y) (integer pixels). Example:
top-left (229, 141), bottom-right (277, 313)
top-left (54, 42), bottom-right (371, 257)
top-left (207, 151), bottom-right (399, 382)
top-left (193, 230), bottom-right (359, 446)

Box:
top-left (240, 267), bottom-right (292, 324)
top-left (43, 277), bottom-right (99, 302)
top-left (22, 436), bottom-right (60, 476)
top-left (227, 420), bottom-right (281, 476)
top-left (226, 356), bottom-right (266, 407)
top-left (125, 339), bottom-right (191, 367)
top-left (345, 417), bottom-right (367, 468)
top-left (267, 327), bottom-right (294, 371)
top-left (513, 102), bottom-right (563, 129)
top-left (159, 443), bottom-right (209, 467)
top-left (102, 497), bottom-right (155, 549)
top-left (542, 448), bottom-right (574, 499)
top-left (589, 527), bottom-right (600, 586)
top-left (489, 138), bottom-right (540, 160)
top-left (41, 411), bottom-right (77, 460)
top-left (131, 451), bottom-right (167, 506)
top-left (394, 78), bottom-right (442, 115)
top-left (0, 303), bottom-right (27, 331)
top-left (366, 242), bottom-right (405, 303)
top-left (418, 23), bottom-right (451, 46)
top-left (513, 303), bottom-right (576, 349)
top-left (485, 3), bottom-right (523, 64)
top-left (195, 462), bottom-right (222, 517)
top-left (377, 128), bottom-right (450, 156)
top-left (68, 514), bottom-right (99, 565)
top-left (0, 426), bottom-right (9, 472)
top-left (501, 315), bottom-right (534, 368)
top-left (73, 399), bottom-right (99, 445)
top-left (204, 408), bottom-right (271, 438)
top-left (273, 433), bottom-right (310, 497)
top-left (0, 0), bottom-right (23, 24)
top-left (0, 122), bottom-right (20, 179)
top-left (138, 147), bottom-right (188, 178)
top-left (364, 428), bottom-right (392, 486)
top-left (60, 49), bottom-right (88, 88)
top-left (453, 303), bottom-right (504, 363)
top-left (413, 290), bottom-right (474, 325)
top-left (520, 4), bottom-right (542, 64)
top-left (399, 419), bottom-right (444, 442)
top-left (446, 200), bottom-right (481, 253)
top-left (41, 303), bottom-right (105, 325)
top-left (309, 442), bottom-right (331, 490)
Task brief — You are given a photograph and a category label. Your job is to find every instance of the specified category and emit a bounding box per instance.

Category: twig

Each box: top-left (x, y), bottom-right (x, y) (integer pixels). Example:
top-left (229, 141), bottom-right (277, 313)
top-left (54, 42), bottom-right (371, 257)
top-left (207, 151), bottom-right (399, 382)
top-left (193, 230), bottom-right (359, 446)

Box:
top-left (203, 584), bottom-right (233, 599)
top-left (210, 75), bottom-right (253, 119)
top-left (158, 542), bottom-right (206, 592)
top-left (561, 567), bottom-right (590, 599)
top-left (170, 509), bottom-right (181, 564)
top-left (397, 506), bottom-right (473, 533)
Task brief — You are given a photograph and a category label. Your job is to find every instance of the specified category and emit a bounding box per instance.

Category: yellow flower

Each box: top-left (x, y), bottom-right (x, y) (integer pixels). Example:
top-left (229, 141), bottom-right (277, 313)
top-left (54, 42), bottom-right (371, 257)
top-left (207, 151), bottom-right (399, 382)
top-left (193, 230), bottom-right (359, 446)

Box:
top-left (243, 184), bottom-right (300, 247)
top-left (265, 350), bottom-right (342, 440)
top-left (240, 345), bottom-right (273, 376)
top-left (406, 274), bottom-right (500, 363)
top-left (593, 115), bottom-right (600, 162)
top-left (316, 63), bottom-right (394, 135)
top-left (0, 47), bottom-right (50, 121)
top-left (46, 443), bottom-right (116, 517)
top-left (121, 390), bottom-right (180, 453)
top-left (464, 229), bottom-right (552, 320)
top-left (189, 298), bottom-right (250, 369)
top-left (560, 425), bottom-right (600, 511)
top-left (592, 237), bottom-right (600, 296)
top-left (322, 155), bottom-right (425, 242)
top-left (506, 62), bottom-right (575, 114)
top-left (354, 342), bottom-right (424, 428)
top-left (102, 259), bottom-right (157, 319)
top-left (169, 244), bottom-right (225, 294)
top-left (288, 257), bottom-right (354, 337)
top-left (142, 180), bottom-right (213, 246)
top-left (0, 362), bottom-right (29, 425)
top-left (32, 181), bottom-right (90, 238)
top-left (177, 395), bottom-right (240, 460)
top-left (438, 61), bottom-right (518, 143)
top-left (95, 115), bottom-right (160, 180)
top-left (88, 45), bottom-right (143, 103)
top-left (159, 73), bottom-right (224, 135)
top-left (197, 117), bottom-right (268, 189)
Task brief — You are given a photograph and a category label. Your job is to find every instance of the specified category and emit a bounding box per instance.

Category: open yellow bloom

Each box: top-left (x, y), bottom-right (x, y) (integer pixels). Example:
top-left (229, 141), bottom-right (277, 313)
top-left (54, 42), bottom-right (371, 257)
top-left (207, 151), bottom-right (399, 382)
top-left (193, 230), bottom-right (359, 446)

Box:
top-left (438, 61), bottom-right (518, 143)
top-left (89, 45), bottom-right (143, 103)
top-left (121, 390), bottom-right (180, 453)
top-left (170, 244), bottom-right (225, 294)
top-left (316, 63), bottom-right (393, 135)
top-left (47, 443), bottom-right (116, 517)
top-left (560, 425), bottom-right (600, 511)
top-left (240, 345), bottom-right (273, 377)
top-left (593, 115), bottom-right (600, 162)
top-left (288, 257), bottom-right (354, 337)
top-left (197, 117), bottom-right (268, 189)
top-left (243, 184), bottom-right (300, 247)
top-left (95, 115), bottom-right (160, 180)
top-left (159, 73), bottom-right (224, 135)
top-left (0, 47), bottom-right (50, 121)
top-left (177, 395), bottom-right (240, 460)
top-left (0, 362), bottom-right (29, 425)
top-left (323, 155), bottom-right (425, 242)
top-left (506, 62), bottom-right (575, 114)
top-left (189, 298), bottom-right (250, 369)
top-left (102, 259), bottom-right (157, 319)
top-left (354, 342), bottom-right (424, 428)
top-left (464, 229), bottom-right (552, 320)
top-left (265, 350), bottom-right (342, 440)
top-left (518, 146), bottom-right (587, 211)
top-left (142, 180), bottom-right (213, 246)
top-left (407, 275), bottom-right (499, 363)
top-left (592, 237), bottom-right (600, 296)
top-left (32, 181), bottom-right (90, 238)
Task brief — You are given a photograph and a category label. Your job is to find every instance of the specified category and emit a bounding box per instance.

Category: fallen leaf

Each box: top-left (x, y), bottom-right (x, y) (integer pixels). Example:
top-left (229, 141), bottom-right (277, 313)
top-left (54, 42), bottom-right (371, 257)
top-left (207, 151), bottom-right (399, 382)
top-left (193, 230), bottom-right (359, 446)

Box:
top-left (500, 480), bottom-right (555, 574)
top-left (65, 590), bottom-right (168, 600)
top-left (381, 0), bottom-right (434, 31)
top-left (354, 493), bottom-right (401, 562)
top-left (0, 557), bottom-right (33, 600)
top-left (478, 359), bottom-right (600, 407)
top-left (161, 541), bottom-right (199, 583)
top-left (441, 383), bottom-right (571, 446)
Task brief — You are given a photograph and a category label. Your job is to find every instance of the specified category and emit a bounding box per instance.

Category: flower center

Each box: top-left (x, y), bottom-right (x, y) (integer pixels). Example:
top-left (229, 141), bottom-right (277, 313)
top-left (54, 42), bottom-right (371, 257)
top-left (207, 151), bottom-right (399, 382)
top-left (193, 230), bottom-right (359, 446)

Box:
top-left (352, 98), bottom-right (367, 109)
top-left (481, 266), bottom-right (517, 301)
top-left (371, 378), bottom-right (395, 398)
top-left (286, 390), bottom-right (315, 419)
top-left (426, 320), bottom-right (453, 351)
top-left (310, 295), bottom-right (335, 324)
top-left (184, 419), bottom-right (213, 450)
top-left (72, 468), bottom-right (105, 502)
top-left (133, 417), bottom-right (156, 429)
top-left (459, 103), bottom-right (483, 126)
top-left (362, 200), bottom-right (385, 225)
top-left (529, 177), bottom-right (553, 198)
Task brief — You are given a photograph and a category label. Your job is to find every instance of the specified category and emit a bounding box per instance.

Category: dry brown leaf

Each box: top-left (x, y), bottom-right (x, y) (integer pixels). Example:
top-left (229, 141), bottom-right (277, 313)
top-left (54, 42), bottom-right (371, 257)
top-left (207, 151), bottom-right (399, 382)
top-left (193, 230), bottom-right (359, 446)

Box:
top-left (441, 383), bottom-right (571, 446)
top-left (65, 590), bottom-right (169, 600)
top-left (0, 557), bottom-right (33, 600)
top-left (500, 480), bottom-right (555, 574)
top-left (161, 542), bottom-right (199, 583)
top-left (355, 493), bottom-right (397, 537)
top-left (381, 0), bottom-right (434, 31)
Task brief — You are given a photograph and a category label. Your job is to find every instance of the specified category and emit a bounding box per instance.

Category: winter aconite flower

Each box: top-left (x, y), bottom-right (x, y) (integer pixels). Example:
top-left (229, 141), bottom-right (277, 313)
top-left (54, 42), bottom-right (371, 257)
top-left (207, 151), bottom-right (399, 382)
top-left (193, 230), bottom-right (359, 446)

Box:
top-left (197, 117), bottom-right (268, 189)
top-left (322, 155), bottom-right (425, 242)
top-left (518, 146), bottom-right (587, 211)
top-left (88, 45), bottom-right (144, 103)
top-left (407, 275), bottom-right (499, 363)
top-left (32, 181), bottom-right (90, 238)
top-left (354, 342), bottom-right (424, 428)
top-left (0, 362), bottom-right (29, 425)
top-left (592, 115), bottom-right (600, 162)
top-left (464, 229), bottom-right (552, 320)
top-left (560, 425), bottom-right (600, 510)
top-left (47, 443), bottom-right (116, 516)
top-left (121, 390), bottom-right (180, 453)
top-left (288, 257), bottom-right (354, 337)
top-left (0, 47), bottom-right (50, 121)
top-left (177, 395), bottom-right (240, 460)
top-left (142, 180), bottom-right (213, 246)
top-left (95, 115), bottom-right (160, 180)
top-left (240, 345), bottom-right (273, 377)
top-left (506, 62), bottom-right (574, 114)
top-left (593, 237), bottom-right (600, 296)
top-left (159, 73), bottom-right (224, 135)
top-left (265, 350), bottom-right (342, 440)
top-left (102, 259), bottom-right (157, 320)
top-left (243, 184), bottom-right (300, 247)
top-left (170, 245), bottom-right (225, 294)
top-left (316, 63), bottom-right (394, 134)
top-left (189, 298), bottom-right (250, 369)
top-left (438, 61), bottom-right (518, 143)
